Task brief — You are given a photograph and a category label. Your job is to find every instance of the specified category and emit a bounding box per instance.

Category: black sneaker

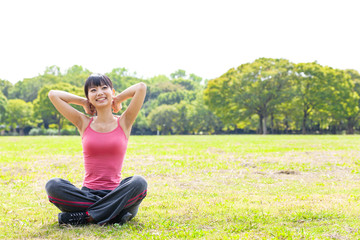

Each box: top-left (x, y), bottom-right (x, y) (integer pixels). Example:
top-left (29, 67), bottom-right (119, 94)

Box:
top-left (58, 212), bottom-right (89, 226)
top-left (120, 212), bottom-right (133, 225)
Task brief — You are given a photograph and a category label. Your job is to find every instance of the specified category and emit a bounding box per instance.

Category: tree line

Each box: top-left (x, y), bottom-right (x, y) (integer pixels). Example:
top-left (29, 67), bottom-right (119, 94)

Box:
top-left (0, 58), bottom-right (359, 135)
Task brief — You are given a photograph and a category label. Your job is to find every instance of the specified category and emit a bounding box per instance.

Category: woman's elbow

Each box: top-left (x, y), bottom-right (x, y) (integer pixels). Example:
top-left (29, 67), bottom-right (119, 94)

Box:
top-left (48, 90), bottom-right (54, 99)
top-left (139, 82), bottom-right (147, 89)
top-left (138, 82), bottom-right (147, 92)
top-left (48, 90), bottom-right (59, 100)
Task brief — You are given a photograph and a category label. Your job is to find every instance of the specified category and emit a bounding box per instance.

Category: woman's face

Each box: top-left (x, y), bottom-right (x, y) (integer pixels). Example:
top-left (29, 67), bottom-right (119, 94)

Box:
top-left (87, 84), bottom-right (115, 108)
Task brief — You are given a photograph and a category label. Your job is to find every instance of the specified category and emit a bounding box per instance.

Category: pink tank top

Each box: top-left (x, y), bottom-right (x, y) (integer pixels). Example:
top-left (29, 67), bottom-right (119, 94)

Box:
top-left (82, 117), bottom-right (128, 190)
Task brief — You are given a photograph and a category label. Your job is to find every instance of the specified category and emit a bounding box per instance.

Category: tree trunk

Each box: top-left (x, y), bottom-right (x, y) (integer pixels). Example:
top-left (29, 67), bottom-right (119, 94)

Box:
top-left (284, 115), bottom-right (289, 134)
top-left (44, 120), bottom-right (49, 129)
top-left (262, 116), bottom-right (267, 135)
top-left (259, 115), bottom-right (263, 134)
top-left (347, 117), bottom-right (355, 134)
top-left (302, 110), bottom-right (307, 134)
top-left (57, 116), bottom-right (61, 135)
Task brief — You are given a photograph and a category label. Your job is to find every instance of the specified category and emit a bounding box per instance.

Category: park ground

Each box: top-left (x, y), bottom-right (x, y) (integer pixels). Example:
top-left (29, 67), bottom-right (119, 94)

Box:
top-left (1, 135), bottom-right (360, 239)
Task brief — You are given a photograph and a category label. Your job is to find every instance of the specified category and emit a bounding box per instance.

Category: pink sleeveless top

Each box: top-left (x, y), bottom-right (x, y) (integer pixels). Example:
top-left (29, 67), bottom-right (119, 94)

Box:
top-left (82, 117), bottom-right (128, 190)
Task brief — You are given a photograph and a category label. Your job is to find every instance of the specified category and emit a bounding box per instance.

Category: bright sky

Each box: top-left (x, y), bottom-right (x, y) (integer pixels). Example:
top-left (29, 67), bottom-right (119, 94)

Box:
top-left (0, 0), bottom-right (359, 84)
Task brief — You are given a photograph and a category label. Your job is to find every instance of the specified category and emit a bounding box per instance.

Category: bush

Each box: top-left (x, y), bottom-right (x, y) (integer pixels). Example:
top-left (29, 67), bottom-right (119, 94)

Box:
top-left (29, 127), bottom-right (79, 135)
top-left (45, 129), bottom-right (59, 136)
top-left (6, 131), bottom-right (19, 136)
top-left (29, 128), bottom-right (46, 136)
top-left (29, 128), bottom-right (58, 135)
top-left (60, 128), bottom-right (79, 135)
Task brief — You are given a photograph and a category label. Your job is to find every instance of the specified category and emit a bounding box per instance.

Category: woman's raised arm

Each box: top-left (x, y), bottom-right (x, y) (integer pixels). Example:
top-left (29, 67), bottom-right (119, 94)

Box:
top-left (113, 82), bottom-right (147, 132)
top-left (48, 90), bottom-right (94, 131)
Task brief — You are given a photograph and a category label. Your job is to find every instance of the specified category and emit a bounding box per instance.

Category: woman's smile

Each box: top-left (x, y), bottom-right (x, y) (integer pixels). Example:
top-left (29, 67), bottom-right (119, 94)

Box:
top-left (96, 97), bottom-right (107, 102)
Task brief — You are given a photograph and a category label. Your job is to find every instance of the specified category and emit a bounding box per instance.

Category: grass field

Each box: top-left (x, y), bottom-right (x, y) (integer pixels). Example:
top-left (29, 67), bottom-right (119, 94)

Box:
top-left (1, 135), bottom-right (360, 239)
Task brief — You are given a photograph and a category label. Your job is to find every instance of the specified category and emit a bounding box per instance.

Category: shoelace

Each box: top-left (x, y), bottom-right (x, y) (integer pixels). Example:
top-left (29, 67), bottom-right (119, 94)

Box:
top-left (68, 212), bottom-right (87, 224)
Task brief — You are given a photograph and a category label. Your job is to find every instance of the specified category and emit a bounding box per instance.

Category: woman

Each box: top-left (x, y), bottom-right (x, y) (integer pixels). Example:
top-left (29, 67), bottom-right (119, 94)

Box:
top-left (45, 74), bottom-right (147, 226)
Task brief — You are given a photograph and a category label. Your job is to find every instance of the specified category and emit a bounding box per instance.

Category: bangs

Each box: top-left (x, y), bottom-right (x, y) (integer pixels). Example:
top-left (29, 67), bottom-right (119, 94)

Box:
top-left (87, 77), bottom-right (107, 88)
top-left (84, 74), bottom-right (113, 98)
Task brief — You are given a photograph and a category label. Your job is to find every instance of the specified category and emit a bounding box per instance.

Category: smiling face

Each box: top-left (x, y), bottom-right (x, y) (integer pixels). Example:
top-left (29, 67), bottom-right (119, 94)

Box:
top-left (88, 84), bottom-right (116, 109)
top-left (84, 74), bottom-right (115, 109)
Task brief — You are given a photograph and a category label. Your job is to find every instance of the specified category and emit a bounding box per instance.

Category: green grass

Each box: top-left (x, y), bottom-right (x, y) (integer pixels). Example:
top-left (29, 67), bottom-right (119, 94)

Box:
top-left (1, 135), bottom-right (360, 239)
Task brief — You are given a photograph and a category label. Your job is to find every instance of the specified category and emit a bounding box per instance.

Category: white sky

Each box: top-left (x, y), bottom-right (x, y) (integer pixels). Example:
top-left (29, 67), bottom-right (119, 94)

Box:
top-left (0, 0), bottom-right (359, 84)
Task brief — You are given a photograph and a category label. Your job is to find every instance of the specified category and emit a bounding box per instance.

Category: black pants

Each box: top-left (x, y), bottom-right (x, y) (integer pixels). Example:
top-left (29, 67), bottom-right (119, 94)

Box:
top-left (45, 175), bottom-right (147, 225)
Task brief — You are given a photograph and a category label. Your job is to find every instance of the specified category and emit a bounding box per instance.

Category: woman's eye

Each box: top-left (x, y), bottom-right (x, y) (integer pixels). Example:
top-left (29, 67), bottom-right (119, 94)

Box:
top-left (102, 86), bottom-right (108, 89)
top-left (91, 89), bottom-right (96, 92)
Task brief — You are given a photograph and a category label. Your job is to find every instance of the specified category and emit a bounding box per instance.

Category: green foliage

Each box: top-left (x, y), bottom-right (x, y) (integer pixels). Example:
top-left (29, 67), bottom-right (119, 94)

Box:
top-left (204, 58), bottom-right (294, 134)
top-left (2, 61), bottom-right (360, 135)
top-left (131, 110), bottom-right (150, 135)
top-left (0, 79), bottom-right (13, 98)
top-left (157, 91), bottom-right (186, 105)
top-left (174, 101), bottom-right (192, 134)
top-left (147, 104), bottom-right (179, 134)
top-left (33, 83), bottom-right (83, 133)
top-left (62, 65), bottom-right (91, 87)
top-left (173, 78), bottom-right (196, 91)
top-left (106, 67), bottom-right (128, 91)
top-left (0, 92), bottom-right (7, 123)
top-left (170, 69), bottom-right (186, 79)
top-left (293, 62), bottom-right (333, 133)
top-left (189, 73), bottom-right (202, 83)
top-left (28, 127), bottom-right (78, 136)
top-left (106, 67), bottom-right (143, 93)
top-left (148, 80), bottom-right (181, 100)
top-left (9, 76), bottom-right (57, 102)
top-left (326, 68), bottom-right (359, 133)
top-left (148, 74), bottom-right (170, 85)
top-left (6, 99), bottom-right (34, 135)
top-left (188, 93), bottom-right (223, 134)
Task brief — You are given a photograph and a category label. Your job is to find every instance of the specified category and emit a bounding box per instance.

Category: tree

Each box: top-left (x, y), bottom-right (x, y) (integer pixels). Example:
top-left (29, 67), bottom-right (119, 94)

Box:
top-left (173, 78), bottom-right (196, 91)
top-left (106, 67), bottom-right (143, 93)
top-left (33, 83), bottom-right (83, 134)
top-left (131, 110), bottom-right (150, 135)
top-left (345, 69), bottom-right (360, 133)
top-left (9, 73), bottom-right (60, 102)
top-left (326, 68), bottom-right (360, 134)
top-left (174, 101), bottom-right (191, 134)
top-left (0, 79), bottom-right (13, 98)
top-left (204, 58), bottom-right (294, 134)
top-left (189, 73), bottom-right (202, 84)
top-left (44, 65), bottom-right (62, 76)
top-left (157, 91), bottom-right (186, 105)
top-left (6, 99), bottom-right (33, 135)
top-left (293, 62), bottom-right (337, 134)
top-left (147, 105), bottom-right (179, 134)
top-left (148, 75), bottom-right (170, 85)
top-left (188, 93), bottom-right (223, 134)
top-left (0, 92), bottom-right (7, 123)
top-left (170, 69), bottom-right (186, 79)
top-left (106, 67), bottom-right (129, 92)
top-left (62, 65), bottom-right (91, 87)
top-left (148, 80), bottom-right (182, 101)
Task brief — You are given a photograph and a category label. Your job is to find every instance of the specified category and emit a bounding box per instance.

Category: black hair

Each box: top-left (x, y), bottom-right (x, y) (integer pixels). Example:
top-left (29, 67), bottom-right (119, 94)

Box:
top-left (84, 74), bottom-right (113, 99)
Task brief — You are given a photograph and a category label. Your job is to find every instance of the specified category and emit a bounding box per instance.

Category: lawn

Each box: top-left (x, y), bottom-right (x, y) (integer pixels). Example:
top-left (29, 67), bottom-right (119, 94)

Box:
top-left (1, 135), bottom-right (360, 239)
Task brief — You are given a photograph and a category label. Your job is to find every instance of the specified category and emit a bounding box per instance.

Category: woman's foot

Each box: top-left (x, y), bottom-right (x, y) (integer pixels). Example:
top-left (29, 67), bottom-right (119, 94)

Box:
top-left (120, 212), bottom-right (133, 225)
top-left (58, 212), bottom-right (90, 225)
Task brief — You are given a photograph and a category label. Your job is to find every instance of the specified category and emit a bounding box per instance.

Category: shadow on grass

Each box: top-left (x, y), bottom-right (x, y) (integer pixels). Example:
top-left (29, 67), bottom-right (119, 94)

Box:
top-left (33, 219), bottom-right (144, 239)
